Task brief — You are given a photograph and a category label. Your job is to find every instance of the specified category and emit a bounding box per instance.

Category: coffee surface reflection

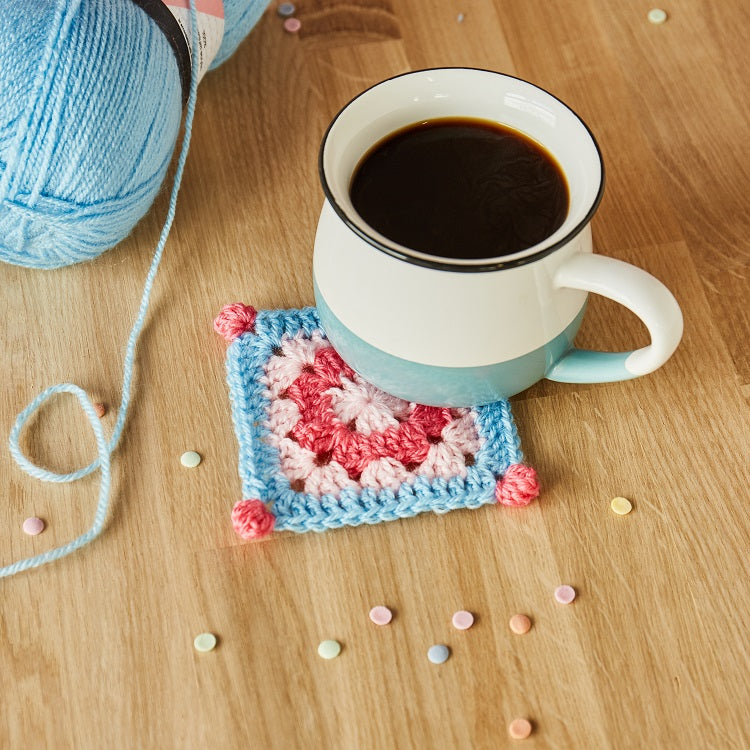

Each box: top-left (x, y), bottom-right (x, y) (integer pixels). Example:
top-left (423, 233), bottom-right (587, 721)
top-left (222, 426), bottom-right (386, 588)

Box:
top-left (349, 117), bottom-right (569, 260)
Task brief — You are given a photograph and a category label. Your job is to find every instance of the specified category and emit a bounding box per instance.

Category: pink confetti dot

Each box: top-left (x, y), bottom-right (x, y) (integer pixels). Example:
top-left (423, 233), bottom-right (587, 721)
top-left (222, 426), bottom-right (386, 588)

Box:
top-left (451, 610), bottom-right (474, 630)
top-left (22, 517), bottom-right (45, 536)
top-left (508, 717), bottom-right (533, 739)
top-left (369, 605), bottom-right (393, 625)
top-left (554, 585), bottom-right (576, 604)
top-left (283, 17), bottom-right (301, 33)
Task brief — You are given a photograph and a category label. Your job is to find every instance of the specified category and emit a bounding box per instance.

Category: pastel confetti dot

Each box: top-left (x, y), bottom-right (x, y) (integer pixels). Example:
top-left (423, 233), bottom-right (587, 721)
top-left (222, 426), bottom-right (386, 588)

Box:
top-left (508, 717), bottom-right (533, 740)
top-left (318, 639), bottom-right (341, 659)
top-left (93, 402), bottom-right (107, 418)
top-left (509, 613), bottom-right (532, 635)
top-left (193, 633), bottom-right (217, 652)
top-left (180, 451), bottom-right (201, 468)
top-left (277, 1), bottom-right (295, 16)
top-left (22, 517), bottom-right (45, 536)
top-left (647, 8), bottom-right (667, 24)
top-left (369, 605), bottom-right (393, 625)
top-left (283, 16), bottom-right (301, 33)
top-left (451, 610), bottom-right (474, 630)
top-left (610, 496), bottom-right (633, 515)
top-left (427, 644), bottom-right (450, 664)
top-left (554, 585), bottom-right (576, 604)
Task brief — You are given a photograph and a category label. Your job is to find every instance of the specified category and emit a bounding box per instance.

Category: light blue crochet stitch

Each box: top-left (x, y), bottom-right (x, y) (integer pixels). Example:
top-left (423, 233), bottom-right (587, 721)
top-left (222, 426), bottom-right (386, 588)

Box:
top-left (224, 307), bottom-right (529, 535)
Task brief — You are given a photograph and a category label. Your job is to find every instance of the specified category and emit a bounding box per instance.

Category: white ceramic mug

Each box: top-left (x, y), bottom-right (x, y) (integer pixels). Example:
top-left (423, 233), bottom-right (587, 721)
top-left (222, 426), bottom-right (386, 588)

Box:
top-left (314, 68), bottom-right (683, 407)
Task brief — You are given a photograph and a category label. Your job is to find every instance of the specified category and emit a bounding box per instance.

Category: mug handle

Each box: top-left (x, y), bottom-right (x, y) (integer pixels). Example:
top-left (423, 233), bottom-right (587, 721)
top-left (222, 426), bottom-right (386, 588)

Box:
top-left (546, 253), bottom-right (683, 383)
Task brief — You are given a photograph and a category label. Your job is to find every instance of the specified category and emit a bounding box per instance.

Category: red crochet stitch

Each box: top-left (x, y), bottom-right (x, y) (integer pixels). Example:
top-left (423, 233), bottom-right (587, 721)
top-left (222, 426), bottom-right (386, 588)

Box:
top-left (495, 464), bottom-right (540, 507)
top-left (284, 347), bottom-right (454, 479)
top-left (232, 499), bottom-right (275, 539)
top-left (214, 303), bottom-right (257, 341)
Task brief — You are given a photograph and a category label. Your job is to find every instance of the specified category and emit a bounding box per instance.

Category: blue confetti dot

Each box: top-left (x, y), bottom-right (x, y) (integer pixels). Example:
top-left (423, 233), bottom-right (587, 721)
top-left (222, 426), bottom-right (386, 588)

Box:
top-left (427, 644), bottom-right (450, 664)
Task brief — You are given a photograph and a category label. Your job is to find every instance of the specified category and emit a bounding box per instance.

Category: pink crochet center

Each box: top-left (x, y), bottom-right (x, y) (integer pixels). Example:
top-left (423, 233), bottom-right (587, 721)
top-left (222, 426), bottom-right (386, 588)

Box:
top-left (232, 499), bottom-right (275, 539)
top-left (214, 303), bottom-right (257, 341)
top-left (262, 335), bottom-right (482, 497)
top-left (495, 463), bottom-right (540, 507)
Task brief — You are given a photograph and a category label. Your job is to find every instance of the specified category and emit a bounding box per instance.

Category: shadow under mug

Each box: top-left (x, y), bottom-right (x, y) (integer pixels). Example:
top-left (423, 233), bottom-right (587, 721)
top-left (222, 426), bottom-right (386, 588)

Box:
top-left (313, 68), bottom-right (683, 407)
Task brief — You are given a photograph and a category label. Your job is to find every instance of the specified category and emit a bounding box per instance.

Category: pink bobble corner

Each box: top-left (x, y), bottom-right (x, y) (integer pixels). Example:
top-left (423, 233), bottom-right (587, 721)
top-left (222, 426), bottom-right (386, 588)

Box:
top-left (495, 464), bottom-right (540, 507)
top-left (232, 499), bottom-right (275, 539)
top-left (214, 303), bottom-right (257, 341)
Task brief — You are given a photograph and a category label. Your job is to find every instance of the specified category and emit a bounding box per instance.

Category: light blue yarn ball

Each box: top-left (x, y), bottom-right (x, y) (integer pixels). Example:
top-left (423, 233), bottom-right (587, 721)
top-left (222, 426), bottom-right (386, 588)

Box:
top-left (0, 0), bottom-right (268, 270)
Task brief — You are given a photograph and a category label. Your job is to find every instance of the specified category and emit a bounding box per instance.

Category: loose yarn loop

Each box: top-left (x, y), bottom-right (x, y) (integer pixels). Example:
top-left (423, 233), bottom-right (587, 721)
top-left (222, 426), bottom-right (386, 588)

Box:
top-left (0, 1), bottom-right (204, 579)
top-left (495, 464), bottom-right (540, 507)
top-left (0, 0), bottom-right (269, 268)
top-left (4, 385), bottom-right (111, 577)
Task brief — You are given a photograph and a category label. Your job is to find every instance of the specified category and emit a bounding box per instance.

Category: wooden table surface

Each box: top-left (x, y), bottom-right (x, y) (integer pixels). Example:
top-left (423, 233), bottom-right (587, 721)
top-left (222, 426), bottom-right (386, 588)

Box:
top-left (2, 2), bottom-right (749, 748)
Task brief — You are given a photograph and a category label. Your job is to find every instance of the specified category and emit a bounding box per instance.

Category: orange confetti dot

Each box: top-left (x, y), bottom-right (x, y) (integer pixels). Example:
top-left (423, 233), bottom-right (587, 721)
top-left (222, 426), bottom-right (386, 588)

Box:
top-left (509, 613), bottom-right (531, 635)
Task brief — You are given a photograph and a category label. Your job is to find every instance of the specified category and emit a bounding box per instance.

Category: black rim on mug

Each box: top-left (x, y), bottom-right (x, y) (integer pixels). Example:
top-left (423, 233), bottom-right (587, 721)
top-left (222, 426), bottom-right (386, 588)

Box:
top-left (318, 67), bottom-right (606, 274)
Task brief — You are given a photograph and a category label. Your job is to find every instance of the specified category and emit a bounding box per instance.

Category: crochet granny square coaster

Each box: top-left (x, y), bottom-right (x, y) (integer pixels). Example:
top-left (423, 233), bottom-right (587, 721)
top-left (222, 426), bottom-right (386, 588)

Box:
top-left (214, 304), bottom-right (539, 540)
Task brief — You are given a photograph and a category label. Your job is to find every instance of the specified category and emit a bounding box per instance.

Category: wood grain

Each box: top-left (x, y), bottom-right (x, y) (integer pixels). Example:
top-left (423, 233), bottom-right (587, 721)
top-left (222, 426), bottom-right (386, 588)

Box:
top-left (2, 2), bottom-right (749, 748)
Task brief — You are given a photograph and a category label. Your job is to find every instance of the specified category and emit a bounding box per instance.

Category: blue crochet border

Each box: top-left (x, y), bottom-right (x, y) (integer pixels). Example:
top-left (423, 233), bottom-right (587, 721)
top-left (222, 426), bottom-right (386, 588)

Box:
top-left (225, 307), bottom-right (525, 534)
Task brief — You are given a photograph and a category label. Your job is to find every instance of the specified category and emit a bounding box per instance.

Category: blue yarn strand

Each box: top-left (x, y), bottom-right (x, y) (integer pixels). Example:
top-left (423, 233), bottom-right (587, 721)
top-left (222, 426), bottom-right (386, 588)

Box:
top-left (2, 1), bottom-right (201, 579)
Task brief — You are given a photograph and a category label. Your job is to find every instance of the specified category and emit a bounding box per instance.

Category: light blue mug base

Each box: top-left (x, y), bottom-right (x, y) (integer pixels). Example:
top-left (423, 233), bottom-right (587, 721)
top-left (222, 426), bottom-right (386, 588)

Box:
top-left (314, 280), bottom-right (587, 406)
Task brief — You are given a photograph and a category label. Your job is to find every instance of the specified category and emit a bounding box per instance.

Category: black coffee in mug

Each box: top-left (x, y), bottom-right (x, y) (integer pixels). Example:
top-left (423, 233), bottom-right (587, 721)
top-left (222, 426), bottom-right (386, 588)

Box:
top-left (349, 117), bottom-right (569, 260)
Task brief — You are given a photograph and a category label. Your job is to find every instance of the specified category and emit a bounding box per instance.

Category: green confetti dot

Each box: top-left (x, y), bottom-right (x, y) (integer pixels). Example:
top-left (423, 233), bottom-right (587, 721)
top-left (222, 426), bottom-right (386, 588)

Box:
top-left (194, 632), bottom-right (217, 652)
top-left (317, 639), bottom-right (341, 659)
top-left (181, 451), bottom-right (201, 468)
top-left (647, 8), bottom-right (668, 24)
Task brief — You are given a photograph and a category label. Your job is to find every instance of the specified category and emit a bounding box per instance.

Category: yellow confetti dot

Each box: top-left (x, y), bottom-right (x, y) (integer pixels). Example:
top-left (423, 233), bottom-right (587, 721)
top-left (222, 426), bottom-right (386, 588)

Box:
top-left (610, 496), bottom-right (633, 515)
